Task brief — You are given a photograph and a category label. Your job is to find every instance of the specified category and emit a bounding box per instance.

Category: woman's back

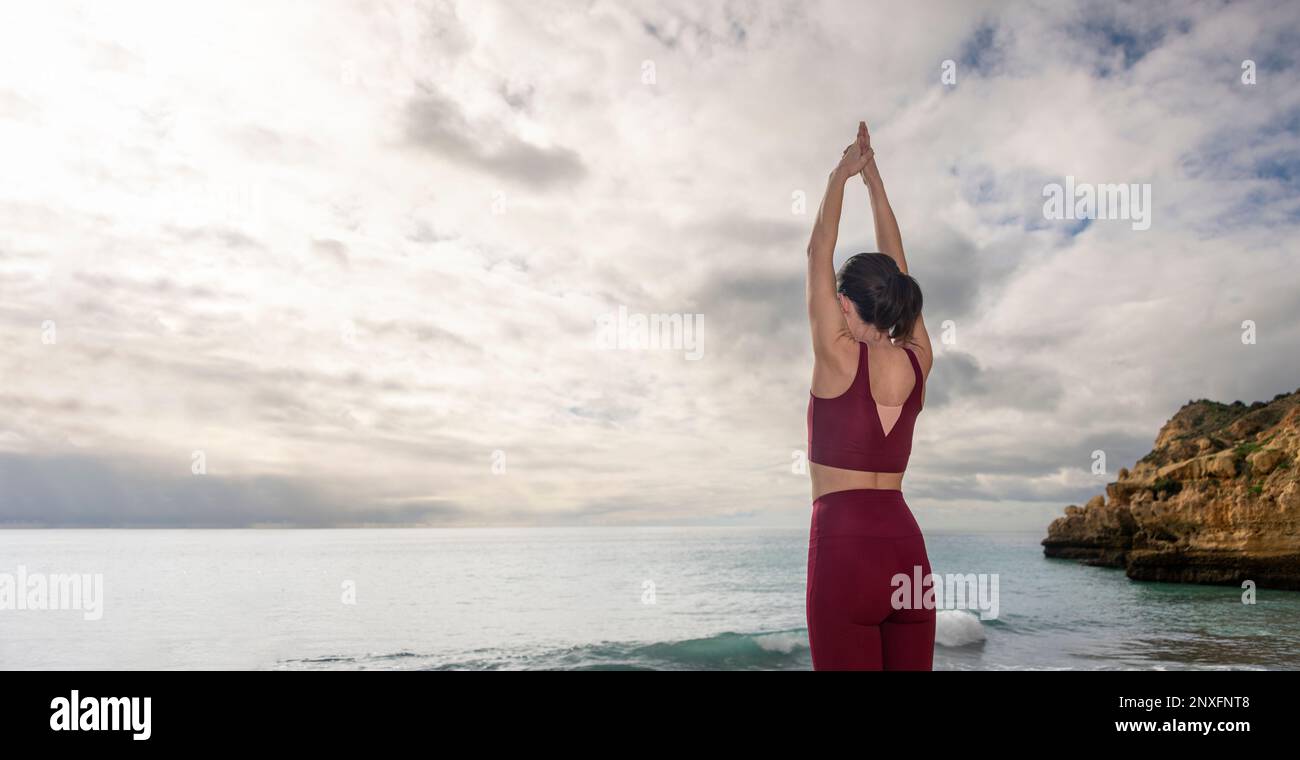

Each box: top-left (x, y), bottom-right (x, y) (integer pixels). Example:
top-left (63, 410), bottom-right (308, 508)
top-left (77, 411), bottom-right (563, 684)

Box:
top-left (808, 339), bottom-right (924, 498)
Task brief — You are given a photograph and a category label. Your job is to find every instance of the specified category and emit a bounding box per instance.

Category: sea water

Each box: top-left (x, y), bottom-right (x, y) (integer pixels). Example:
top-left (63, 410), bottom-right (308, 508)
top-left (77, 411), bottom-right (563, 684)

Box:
top-left (1, 528), bottom-right (1297, 670)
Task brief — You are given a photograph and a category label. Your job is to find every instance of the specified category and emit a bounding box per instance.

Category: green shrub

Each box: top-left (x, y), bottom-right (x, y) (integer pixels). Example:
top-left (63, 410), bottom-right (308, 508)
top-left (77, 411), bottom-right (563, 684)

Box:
top-left (1235, 442), bottom-right (1263, 459)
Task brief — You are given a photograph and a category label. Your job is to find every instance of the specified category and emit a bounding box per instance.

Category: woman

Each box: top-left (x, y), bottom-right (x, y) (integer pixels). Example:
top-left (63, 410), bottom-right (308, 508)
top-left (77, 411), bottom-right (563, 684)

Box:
top-left (805, 121), bottom-right (935, 670)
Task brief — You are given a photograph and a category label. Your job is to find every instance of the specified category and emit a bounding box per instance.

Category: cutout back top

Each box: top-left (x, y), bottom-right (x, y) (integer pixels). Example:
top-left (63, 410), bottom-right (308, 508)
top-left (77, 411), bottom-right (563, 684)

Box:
top-left (807, 341), bottom-right (924, 473)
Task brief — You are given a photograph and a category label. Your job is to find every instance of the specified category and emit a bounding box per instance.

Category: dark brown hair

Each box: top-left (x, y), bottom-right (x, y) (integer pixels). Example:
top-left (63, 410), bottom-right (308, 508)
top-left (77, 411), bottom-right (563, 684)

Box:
top-left (836, 252), bottom-right (923, 342)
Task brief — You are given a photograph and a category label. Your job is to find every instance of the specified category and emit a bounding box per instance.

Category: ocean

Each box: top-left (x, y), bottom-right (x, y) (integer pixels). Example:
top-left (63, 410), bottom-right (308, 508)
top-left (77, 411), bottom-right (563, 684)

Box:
top-left (2, 528), bottom-right (1298, 670)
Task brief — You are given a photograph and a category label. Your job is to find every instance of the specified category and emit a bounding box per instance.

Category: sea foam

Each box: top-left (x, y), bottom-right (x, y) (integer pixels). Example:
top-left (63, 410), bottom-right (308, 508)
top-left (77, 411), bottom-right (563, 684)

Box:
top-left (935, 610), bottom-right (986, 647)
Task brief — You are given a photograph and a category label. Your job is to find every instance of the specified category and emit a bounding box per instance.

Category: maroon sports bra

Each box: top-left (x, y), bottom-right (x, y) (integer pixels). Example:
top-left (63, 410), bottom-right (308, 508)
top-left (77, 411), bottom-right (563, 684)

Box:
top-left (807, 341), bottom-right (924, 473)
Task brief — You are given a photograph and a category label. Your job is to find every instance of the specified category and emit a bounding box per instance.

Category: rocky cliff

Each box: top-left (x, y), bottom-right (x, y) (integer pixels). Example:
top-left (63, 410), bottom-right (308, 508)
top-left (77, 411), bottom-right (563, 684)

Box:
top-left (1043, 390), bottom-right (1300, 590)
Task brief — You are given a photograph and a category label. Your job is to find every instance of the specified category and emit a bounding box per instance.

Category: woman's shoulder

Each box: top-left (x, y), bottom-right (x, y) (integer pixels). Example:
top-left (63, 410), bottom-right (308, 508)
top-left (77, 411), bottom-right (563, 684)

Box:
top-left (894, 338), bottom-right (933, 377)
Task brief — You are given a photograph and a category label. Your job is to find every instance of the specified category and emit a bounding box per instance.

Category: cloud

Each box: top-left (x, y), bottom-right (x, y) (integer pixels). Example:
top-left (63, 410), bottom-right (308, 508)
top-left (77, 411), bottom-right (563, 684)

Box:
top-left (403, 88), bottom-right (585, 189)
top-left (925, 350), bottom-right (1064, 411)
top-left (311, 238), bottom-right (350, 267)
top-left (0, 0), bottom-right (1297, 530)
top-left (0, 452), bottom-right (465, 528)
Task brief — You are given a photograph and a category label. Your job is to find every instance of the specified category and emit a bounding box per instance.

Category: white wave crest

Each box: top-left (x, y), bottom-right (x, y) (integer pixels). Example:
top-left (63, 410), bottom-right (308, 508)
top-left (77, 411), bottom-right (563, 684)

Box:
top-left (935, 610), bottom-right (986, 647)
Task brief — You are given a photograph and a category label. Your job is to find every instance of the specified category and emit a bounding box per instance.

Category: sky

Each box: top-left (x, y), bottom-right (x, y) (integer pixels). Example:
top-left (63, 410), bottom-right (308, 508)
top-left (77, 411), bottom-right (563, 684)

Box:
top-left (0, 0), bottom-right (1297, 529)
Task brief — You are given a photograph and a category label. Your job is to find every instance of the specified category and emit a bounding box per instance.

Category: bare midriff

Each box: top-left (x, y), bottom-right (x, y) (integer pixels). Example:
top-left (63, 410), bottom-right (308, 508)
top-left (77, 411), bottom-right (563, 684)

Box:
top-left (810, 461), bottom-right (904, 500)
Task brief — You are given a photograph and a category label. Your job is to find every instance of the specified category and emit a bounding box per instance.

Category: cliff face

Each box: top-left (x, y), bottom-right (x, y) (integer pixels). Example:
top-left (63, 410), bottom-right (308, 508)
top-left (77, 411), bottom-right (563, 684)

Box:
top-left (1043, 390), bottom-right (1300, 590)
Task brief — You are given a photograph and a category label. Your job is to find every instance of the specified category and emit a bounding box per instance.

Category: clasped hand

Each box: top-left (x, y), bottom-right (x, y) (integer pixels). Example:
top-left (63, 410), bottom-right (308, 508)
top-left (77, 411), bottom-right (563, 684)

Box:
top-left (835, 121), bottom-right (876, 181)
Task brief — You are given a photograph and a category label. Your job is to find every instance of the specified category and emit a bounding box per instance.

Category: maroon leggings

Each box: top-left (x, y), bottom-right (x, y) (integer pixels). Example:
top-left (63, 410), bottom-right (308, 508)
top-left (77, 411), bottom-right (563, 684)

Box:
top-left (806, 489), bottom-right (935, 670)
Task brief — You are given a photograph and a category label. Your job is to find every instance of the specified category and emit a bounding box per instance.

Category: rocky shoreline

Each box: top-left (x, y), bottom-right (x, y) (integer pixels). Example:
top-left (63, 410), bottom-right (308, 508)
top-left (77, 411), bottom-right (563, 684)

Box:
top-left (1043, 390), bottom-right (1300, 590)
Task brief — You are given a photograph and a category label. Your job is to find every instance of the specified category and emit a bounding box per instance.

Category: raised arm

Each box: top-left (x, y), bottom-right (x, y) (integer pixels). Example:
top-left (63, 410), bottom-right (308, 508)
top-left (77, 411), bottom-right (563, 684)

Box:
top-left (807, 125), bottom-right (873, 363)
top-left (859, 126), bottom-right (932, 374)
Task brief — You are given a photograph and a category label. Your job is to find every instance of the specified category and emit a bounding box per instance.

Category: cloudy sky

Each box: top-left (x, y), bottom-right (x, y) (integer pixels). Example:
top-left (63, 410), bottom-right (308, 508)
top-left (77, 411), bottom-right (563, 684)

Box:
top-left (0, 0), bottom-right (1297, 529)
